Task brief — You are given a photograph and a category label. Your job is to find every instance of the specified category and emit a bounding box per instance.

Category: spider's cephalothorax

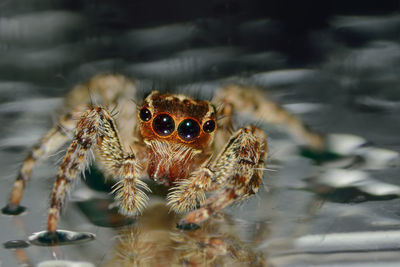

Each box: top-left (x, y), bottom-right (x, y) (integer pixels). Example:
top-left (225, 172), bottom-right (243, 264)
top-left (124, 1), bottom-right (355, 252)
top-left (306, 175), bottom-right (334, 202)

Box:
top-left (138, 91), bottom-right (217, 186)
top-left (3, 74), bottom-right (324, 234)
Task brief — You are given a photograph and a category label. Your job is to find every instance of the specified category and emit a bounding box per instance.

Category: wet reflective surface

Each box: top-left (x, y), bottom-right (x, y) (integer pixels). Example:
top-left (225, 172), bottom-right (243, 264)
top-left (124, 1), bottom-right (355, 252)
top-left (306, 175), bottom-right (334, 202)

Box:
top-left (102, 203), bottom-right (266, 266)
top-left (28, 230), bottom-right (95, 247)
top-left (1, 1), bottom-right (400, 266)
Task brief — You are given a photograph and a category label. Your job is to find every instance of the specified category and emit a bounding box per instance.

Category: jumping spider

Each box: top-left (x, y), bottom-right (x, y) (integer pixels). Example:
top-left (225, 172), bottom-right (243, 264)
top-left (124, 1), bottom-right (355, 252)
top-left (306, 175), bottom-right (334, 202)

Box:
top-left (3, 74), bottom-right (324, 233)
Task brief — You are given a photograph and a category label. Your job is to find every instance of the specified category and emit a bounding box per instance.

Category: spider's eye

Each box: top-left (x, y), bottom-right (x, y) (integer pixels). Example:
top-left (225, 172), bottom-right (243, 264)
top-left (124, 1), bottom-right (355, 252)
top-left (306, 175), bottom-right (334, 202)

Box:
top-left (202, 120), bottom-right (216, 133)
top-left (153, 114), bottom-right (175, 136)
top-left (178, 119), bottom-right (200, 141)
top-left (139, 108), bottom-right (152, 121)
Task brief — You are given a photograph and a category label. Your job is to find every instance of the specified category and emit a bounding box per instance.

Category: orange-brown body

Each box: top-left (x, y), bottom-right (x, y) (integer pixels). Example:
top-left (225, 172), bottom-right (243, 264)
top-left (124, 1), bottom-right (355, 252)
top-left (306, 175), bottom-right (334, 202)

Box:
top-left (139, 92), bottom-right (216, 185)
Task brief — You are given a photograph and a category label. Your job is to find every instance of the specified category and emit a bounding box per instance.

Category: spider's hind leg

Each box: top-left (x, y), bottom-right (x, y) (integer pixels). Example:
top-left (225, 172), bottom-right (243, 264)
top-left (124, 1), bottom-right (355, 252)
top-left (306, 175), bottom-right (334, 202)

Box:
top-left (3, 74), bottom-right (139, 215)
top-left (176, 125), bottom-right (268, 228)
top-left (3, 108), bottom-right (84, 215)
top-left (214, 84), bottom-right (325, 150)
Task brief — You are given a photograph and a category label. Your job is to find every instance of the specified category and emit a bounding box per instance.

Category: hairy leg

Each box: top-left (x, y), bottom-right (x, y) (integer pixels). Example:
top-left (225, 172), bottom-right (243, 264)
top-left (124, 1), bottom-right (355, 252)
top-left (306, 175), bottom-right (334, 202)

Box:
top-left (213, 101), bottom-right (234, 153)
top-left (4, 108), bottom-right (84, 214)
top-left (169, 126), bottom-right (267, 226)
top-left (214, 84), bottom-right (324, 150)
top-left (65, 73), bottom-right (139, 149)
top-left (4, 74), bottom-right (139, 215)
top-left (167, 161), bottom-right (214, 213)
top-left (47, 106), bottom-right (146, 232)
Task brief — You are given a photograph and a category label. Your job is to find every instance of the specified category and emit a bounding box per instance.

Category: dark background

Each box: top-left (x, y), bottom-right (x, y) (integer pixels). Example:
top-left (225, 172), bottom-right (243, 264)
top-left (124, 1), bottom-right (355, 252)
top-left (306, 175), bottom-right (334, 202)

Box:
top-left (3, 0), bottom-right (400, 66)
top-left (58, 0), bottom-right (400, 64)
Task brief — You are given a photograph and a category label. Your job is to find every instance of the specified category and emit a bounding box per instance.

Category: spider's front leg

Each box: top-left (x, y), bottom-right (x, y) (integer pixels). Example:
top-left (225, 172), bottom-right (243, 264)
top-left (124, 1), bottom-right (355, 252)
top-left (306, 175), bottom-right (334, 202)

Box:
top-left (47, 106), bottom-right (147, 233)
top-left (170, 125), bottom-right (267, 228)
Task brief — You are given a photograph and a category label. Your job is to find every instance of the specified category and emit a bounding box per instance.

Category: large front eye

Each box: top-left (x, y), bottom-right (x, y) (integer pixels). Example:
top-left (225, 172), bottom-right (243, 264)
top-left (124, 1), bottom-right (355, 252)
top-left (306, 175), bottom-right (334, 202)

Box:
top-left (153, 114), bottom-right (175, 136)
top-left (178, 119), bottom-right (200, 141)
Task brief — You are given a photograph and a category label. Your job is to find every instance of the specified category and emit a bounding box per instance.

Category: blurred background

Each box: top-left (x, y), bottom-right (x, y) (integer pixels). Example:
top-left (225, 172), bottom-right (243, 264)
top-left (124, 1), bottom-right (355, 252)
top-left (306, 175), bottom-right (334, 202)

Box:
top-left (1, 1), bottom-right (400, 266)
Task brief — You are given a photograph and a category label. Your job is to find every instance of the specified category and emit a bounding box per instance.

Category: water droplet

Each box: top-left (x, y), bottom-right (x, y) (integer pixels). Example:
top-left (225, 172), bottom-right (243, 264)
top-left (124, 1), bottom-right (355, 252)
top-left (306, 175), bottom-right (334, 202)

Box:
top-left (3, 239), bottom-right (30, 249)
top-left (1, 204), bottom-right (27, 216)
top-left (29, 230), bottom-right (95, 246)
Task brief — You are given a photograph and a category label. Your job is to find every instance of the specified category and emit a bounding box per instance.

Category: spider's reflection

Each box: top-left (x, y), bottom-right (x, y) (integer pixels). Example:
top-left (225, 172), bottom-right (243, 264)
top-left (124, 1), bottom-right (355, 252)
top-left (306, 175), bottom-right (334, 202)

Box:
top-left (102, 202), bottom-right (267, 267)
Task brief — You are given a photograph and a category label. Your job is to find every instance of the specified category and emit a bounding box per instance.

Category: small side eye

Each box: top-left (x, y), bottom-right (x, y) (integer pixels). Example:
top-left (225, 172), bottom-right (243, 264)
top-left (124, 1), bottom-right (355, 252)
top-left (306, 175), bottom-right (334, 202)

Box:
top-left (139, 108), bottom-right (152, 121)
top-left (203, 120), bottom-right (216, 133)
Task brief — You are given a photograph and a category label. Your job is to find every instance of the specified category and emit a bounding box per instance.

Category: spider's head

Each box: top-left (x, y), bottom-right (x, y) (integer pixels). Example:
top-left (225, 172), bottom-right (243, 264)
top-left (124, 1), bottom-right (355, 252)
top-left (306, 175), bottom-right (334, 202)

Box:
top-left (138, 91), bottom-right (217, 150)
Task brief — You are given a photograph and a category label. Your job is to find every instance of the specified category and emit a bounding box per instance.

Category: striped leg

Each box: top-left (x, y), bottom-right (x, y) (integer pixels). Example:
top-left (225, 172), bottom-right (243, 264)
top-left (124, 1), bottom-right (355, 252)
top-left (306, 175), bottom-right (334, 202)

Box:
top-left (112, 154), bottom-right (149, 216)
top-left (167, 163), bottom-right (214, 213)
top-left (166, 102), bottom-right (236, 213)
top-left (5, 74), bottom-right (138, 215)
top-left (213, 101), bottom-right (234, 153)
top-left (175, 125), bottom-right (268, 227)
top-left (47, 106), bottom-right (146, 232)
top-left (214, 85), bottom-right (325, 150)
top-left (3, 110), bottom-right (83, 215)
